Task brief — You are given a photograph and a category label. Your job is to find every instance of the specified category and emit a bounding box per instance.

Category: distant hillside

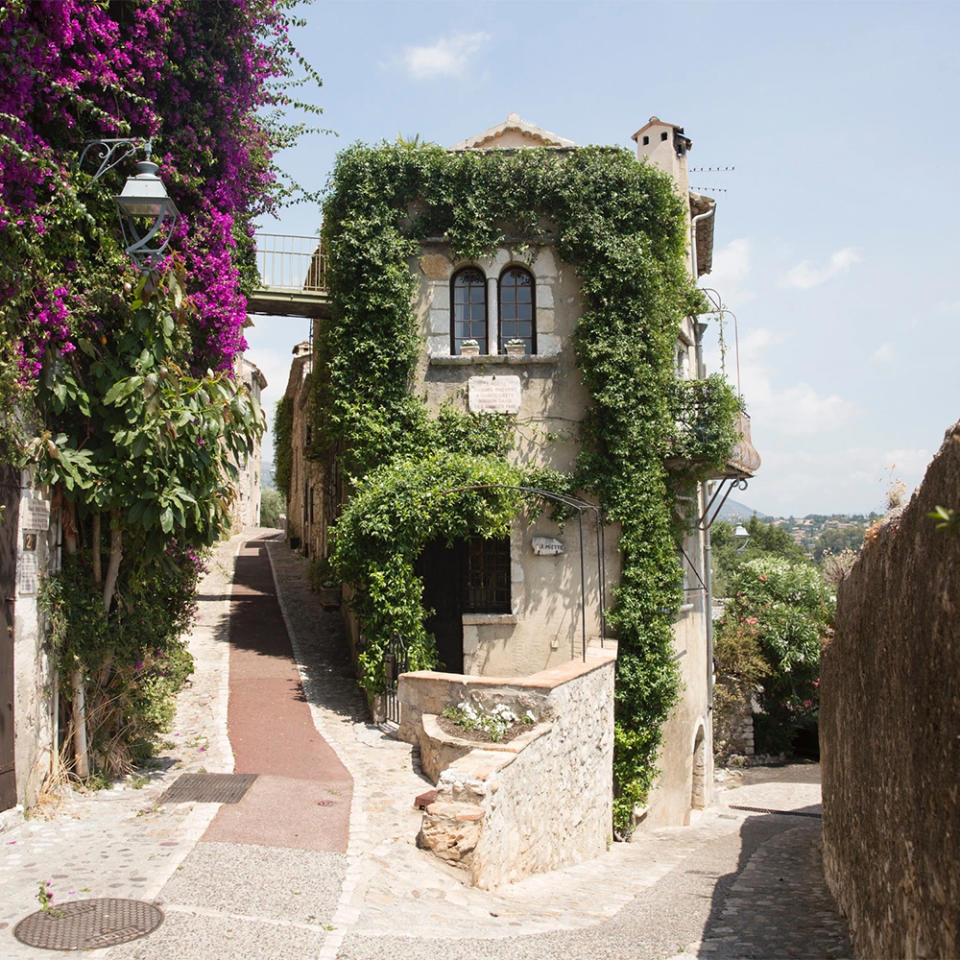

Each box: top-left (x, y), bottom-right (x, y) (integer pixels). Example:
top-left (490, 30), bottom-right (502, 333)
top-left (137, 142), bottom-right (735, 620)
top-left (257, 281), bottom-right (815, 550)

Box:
top-left (716, 499), bottom-right (767, 522)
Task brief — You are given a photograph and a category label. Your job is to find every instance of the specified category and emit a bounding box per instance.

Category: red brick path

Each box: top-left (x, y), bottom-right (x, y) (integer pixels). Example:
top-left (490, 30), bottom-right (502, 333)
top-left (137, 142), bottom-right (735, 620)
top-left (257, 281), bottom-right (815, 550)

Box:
top-left (202, 536), bottom-right (352, 852)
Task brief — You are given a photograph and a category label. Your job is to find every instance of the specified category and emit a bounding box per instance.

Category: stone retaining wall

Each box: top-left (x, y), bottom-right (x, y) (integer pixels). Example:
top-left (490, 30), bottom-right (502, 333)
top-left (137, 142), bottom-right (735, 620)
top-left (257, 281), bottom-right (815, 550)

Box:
top-left (399, 645), bottom-right (616, 888)
top-left (821, 422), bottom-right (960, 959)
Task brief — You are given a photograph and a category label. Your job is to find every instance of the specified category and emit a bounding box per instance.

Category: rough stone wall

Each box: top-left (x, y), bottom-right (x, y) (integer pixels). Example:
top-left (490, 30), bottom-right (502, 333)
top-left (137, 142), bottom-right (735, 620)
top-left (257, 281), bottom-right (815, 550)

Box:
top-left (821, 422), bottom-right (960, 959)
top-left (410, 647), bottom-right (615, 888)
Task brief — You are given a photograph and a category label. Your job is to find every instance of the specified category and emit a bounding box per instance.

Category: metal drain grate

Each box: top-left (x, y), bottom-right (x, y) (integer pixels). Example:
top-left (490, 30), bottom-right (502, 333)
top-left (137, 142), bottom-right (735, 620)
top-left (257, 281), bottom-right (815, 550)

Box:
top-left (159, 772), bottom-right (256, 804)
top-left (14, 898), bottom-right (163, 951)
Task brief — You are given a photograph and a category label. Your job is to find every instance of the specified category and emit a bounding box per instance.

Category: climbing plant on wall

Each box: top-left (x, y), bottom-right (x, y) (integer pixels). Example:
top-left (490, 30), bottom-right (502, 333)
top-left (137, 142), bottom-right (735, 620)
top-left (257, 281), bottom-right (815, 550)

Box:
top-left (0, 0), bottom-right (321, 778)
top-left (316, 142), bottom-right (739, 831)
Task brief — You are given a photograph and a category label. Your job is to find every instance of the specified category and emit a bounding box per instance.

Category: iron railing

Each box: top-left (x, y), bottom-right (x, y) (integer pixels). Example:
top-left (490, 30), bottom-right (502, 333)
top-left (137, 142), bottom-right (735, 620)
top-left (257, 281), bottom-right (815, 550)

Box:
top-left (253, 233), bottom-right (325, 292)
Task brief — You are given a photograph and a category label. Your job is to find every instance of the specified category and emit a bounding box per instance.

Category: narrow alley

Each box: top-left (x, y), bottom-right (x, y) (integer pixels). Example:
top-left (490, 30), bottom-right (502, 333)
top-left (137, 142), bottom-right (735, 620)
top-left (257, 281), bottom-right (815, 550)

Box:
top-left (0, 530), bottom-right (850, 959)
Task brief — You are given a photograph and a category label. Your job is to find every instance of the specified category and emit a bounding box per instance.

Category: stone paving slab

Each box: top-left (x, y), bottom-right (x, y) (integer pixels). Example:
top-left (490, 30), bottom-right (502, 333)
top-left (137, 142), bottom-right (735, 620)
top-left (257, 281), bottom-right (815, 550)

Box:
top-left (0, 532), bottom-right (245, 959)
top-left (152, 841), bottom-right (346, 925)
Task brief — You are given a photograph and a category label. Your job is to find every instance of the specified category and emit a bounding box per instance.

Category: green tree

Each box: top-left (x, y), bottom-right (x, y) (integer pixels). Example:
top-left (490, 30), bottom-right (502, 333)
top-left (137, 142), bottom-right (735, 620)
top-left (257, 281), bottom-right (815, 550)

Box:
top-left (813, 524), bottom-right (865, 561)
top-left (715, 556), bottom-right (833, 755)
top-left (260, 486), bottom-right (286, 528)
top-left (712, 515), bottom-right (809, 598)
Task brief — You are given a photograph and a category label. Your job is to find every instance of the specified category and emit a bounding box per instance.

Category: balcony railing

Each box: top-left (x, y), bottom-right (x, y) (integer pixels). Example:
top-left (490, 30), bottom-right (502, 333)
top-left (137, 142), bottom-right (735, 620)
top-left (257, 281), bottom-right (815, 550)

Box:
top-left (253, 233), bottom-right (325, 292)
top-left (667, 376), bottom-right (760, 480)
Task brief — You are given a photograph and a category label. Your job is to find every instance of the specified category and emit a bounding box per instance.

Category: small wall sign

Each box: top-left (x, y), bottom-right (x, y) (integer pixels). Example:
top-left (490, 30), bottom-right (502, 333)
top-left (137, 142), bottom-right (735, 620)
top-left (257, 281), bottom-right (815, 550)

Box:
top-left (532, 536), bottom-right (564, 556)
top-left (468, 375), bottom-right (522, 415)
top-left (23, 498), bottom-right (50, 531)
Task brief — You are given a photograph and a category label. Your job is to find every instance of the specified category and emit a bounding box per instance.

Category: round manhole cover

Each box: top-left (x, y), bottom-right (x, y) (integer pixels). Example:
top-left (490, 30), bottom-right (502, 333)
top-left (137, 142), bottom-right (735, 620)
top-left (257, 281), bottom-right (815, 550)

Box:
top-left (14, 898), bottom-right (164, 951)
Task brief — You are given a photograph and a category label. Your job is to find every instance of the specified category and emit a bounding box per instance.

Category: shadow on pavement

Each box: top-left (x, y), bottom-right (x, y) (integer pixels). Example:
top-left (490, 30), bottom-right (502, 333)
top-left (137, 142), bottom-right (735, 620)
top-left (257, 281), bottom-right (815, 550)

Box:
top-left (696, 811), bottom-right (851, 959)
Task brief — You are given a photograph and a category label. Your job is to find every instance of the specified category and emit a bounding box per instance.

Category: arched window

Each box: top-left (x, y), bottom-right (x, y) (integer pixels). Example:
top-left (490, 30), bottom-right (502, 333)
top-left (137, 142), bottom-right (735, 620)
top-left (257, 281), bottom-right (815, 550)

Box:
top-left (451, 267), bottom-right (487, 355)
top-left (498, 267), bottom-right (535, 354)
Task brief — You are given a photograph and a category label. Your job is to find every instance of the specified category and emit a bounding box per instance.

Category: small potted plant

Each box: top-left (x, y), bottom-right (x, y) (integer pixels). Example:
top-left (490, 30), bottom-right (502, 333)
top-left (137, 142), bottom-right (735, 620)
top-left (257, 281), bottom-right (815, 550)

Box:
top-left (309, 556), bottom-right (341, 608)
top-left (459, 338), bottom-right (480, 357)
top-left (504, 338), bottom-right (526, 357)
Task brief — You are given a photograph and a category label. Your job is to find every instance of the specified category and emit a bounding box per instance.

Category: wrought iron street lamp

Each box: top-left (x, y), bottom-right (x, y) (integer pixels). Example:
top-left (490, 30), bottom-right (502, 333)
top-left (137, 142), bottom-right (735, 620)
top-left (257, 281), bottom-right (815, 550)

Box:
top-left (733, 523), bottom-right (750, 551)
top-left (79, 138), bottom-right (180, 272)
top-left (114, 156), bottom-right (179, 272)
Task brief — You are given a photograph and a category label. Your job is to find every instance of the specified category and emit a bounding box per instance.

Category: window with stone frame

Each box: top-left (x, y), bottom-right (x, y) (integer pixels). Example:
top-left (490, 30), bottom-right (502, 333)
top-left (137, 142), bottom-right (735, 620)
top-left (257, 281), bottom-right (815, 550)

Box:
top-left (498, 266), bottom-right (536, 354)
top-left (451, 267), bottom-right (488, 354)
top-left (464, 536), bottom-right (511, 613)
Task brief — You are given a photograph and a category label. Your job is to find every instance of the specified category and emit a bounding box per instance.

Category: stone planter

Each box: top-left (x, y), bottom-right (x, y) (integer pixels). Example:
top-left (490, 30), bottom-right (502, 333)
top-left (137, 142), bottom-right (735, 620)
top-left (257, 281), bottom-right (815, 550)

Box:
top-left (460, 341), bottom-right (480, 357)
top-left (318, 585), bottom-right (341, 608)
top-left (504, 341), bottom-right (525, 357)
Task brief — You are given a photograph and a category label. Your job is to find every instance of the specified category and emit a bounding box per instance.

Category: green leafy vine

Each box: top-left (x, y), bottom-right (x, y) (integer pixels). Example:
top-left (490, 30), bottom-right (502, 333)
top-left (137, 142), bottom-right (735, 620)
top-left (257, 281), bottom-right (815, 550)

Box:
top-left (315, 143), bottom-right (739, 830)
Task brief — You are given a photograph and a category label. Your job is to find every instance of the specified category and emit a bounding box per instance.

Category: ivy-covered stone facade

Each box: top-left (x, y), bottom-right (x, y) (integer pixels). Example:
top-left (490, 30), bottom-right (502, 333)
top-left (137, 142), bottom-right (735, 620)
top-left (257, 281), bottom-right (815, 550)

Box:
top-left (290, 114), bottom-right (743, 833)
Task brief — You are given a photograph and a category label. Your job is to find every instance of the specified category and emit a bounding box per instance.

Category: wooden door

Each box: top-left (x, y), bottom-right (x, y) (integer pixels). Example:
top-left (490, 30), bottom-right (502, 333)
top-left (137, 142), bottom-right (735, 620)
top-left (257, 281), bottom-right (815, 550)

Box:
top-left (416, 539), bottom-right (464, 674)
top-left (0, 465), bottom-right (20, 811)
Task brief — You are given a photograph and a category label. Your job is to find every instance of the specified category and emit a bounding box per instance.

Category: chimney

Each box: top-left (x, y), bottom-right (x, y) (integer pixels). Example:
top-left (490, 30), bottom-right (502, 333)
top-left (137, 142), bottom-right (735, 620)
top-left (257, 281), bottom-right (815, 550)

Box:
top-left (631, 116), bottom-right (692, 200)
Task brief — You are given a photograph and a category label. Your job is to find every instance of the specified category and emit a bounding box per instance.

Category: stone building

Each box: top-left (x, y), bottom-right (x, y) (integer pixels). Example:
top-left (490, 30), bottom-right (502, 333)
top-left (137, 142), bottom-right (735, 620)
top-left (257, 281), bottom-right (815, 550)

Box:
top-left (283, 113), bottom-right (757, 837)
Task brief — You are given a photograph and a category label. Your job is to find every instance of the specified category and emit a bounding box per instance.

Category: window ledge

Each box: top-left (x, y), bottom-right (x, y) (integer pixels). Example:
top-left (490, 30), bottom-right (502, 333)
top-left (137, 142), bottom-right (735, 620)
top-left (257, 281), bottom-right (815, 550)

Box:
top-left (430, 353), bottom-right (558, 367)
top-left (462, 613), bottom-right (520, 625)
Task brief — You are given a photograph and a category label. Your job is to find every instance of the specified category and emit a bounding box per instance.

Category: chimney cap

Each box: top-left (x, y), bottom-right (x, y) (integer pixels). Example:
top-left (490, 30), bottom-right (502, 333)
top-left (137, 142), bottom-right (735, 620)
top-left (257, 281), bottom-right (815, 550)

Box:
top-left (631, 116), bottom-right (687, 142)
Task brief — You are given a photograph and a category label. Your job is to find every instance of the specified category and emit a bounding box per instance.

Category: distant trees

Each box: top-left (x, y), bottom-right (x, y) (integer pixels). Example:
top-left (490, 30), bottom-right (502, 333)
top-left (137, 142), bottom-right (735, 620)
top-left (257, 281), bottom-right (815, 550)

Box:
top-left (711, 515), bottom-right (807, 597)
top-left (260, 487), bottom-right (286, 528)
top-left (813, 524), bottom-right (866, 561)
top-left (711, 516), bottom-right (834, 758)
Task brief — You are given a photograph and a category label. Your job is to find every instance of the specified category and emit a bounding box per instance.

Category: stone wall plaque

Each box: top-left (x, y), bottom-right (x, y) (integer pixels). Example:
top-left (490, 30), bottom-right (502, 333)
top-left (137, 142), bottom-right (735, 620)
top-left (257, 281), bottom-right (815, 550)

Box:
top-left (468, 375), bottom-right (521, 415)
top-left (23, 498), bottom-right (50, 531)
top-left (18, 552), bottom-right (38, 596)
top-left (532, 536), bottom-right (565, 556)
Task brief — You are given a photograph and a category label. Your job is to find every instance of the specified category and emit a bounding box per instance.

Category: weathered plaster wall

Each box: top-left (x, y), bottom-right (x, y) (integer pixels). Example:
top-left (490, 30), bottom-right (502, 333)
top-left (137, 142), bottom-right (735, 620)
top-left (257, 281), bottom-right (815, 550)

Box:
top-left (643, 600), bottom-right (712, 826)
top-left (820, 422), bottom-right (960, 960)
top-left (13, 476), bottom-right (56, 810)
top-left (410, 244), bottom-right (621, 676)
top-left (283, 343), bottom-right (326, 560)
top-left (407, 646), bottom-right (615, 888)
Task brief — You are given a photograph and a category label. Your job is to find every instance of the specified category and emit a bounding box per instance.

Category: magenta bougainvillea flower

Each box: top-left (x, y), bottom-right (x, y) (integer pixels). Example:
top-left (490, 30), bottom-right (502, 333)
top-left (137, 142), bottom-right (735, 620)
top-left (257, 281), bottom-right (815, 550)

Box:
top-left (0, 0), bottom-right (306, 378)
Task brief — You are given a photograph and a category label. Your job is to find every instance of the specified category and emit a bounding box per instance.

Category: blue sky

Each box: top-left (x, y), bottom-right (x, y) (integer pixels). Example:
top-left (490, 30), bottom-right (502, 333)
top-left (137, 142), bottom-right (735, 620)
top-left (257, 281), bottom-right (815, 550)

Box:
top-left (245, 0), bottom-right (958, 517)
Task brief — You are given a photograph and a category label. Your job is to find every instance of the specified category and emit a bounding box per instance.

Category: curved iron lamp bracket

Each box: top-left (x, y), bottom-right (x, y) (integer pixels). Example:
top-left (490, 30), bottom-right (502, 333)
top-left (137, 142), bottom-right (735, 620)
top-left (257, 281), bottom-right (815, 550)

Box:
top-left (78, 138), bottom-right (152, 185)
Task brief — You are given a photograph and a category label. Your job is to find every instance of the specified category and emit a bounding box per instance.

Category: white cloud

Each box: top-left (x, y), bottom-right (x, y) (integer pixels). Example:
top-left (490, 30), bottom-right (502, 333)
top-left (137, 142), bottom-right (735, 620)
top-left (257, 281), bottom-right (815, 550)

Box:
top-left (701, 237), bottom-right (755, 307)
top-left (401, 32), bottom-right (489, 80)
top-left (743, 444), bottom-right (931, 517)
top-left (782, 246), bottom-right (861, 289)
top-left (871, 342), bottom-right (894, 364)
top-left (706, 325), bottom-right (859, 438)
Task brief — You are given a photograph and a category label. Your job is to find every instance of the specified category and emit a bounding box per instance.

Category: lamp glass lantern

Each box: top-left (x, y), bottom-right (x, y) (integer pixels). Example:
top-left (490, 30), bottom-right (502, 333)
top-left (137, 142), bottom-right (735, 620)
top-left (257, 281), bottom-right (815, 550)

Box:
top-left (733, 523), bottom-right (750, 551)
top-left (115, 159), bottom-right (179, 272)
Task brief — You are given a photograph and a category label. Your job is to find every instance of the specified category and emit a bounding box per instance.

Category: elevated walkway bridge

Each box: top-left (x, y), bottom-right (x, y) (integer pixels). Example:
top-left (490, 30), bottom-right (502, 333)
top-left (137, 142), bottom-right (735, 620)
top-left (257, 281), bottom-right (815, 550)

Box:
top-left (248, 234), bottom-right (330, 318)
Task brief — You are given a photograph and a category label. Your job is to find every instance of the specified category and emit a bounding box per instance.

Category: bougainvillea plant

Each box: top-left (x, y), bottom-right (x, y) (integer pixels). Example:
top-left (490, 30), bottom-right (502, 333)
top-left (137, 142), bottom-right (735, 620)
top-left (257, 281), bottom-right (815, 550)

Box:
top-left (0, 0), bottom-right (320, 777)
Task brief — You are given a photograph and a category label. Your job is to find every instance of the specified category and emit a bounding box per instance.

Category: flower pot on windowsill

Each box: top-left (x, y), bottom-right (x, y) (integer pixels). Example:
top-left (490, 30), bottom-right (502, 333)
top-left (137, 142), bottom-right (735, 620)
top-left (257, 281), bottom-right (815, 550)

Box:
top-left (460, 339), bottom-right (480, 357)
top-left (504, 339), bottom-right (526, 357)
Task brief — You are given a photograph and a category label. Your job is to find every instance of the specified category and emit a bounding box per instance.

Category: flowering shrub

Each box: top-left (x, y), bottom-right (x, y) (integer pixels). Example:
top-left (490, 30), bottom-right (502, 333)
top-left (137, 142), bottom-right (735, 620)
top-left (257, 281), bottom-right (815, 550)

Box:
top-left (714, 556), bottom-right (833, 755)
top-left (2, 0), bottom-right (319, 777)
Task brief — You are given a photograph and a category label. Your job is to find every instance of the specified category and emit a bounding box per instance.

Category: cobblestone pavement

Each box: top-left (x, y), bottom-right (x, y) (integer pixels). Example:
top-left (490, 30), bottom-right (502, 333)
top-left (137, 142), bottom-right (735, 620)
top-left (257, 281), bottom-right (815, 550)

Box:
top-left (0, 529), bottom-right (851, 959)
